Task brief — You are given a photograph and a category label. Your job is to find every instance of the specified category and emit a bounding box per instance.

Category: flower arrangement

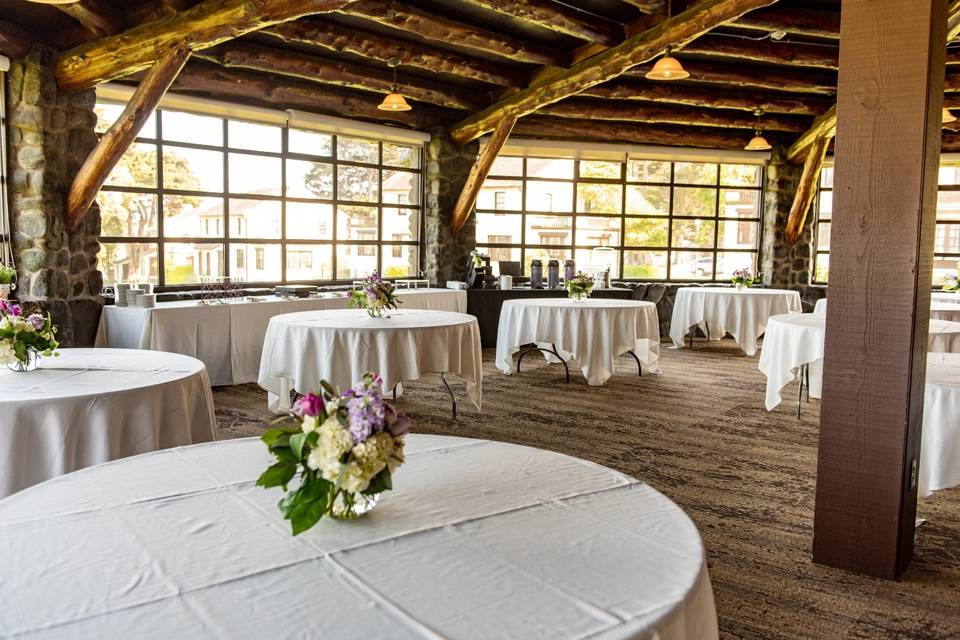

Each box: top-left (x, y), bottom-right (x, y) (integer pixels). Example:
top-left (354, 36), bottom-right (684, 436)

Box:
top-left (0, 301), bottom-right (59, 372)
top-left (0, 265), bottom-right (16, 301)
top-left (257, 372), bottom-right (409, 534)
top-left (944, 269), bottom-right (960, 292)
top-left (566, 271), bottom-right (594, 302)
top-left (349, 271), bottom-right (400, 318)
top-left (731, 268), bottom-right (756, 290)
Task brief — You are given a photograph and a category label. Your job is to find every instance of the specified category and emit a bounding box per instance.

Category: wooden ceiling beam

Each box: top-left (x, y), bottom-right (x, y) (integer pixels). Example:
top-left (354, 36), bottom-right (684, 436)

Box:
top-left (451, 115), bottom-right (517, 236)
top-left (620, 0), bottom-right (665, 13)
top-left (580, 80), bottom-right (832, 116)
top-left (169, 63), bottom-right (446, 128)
top-left (626, 59), bottom-right (837, 94)
top-left (67, 47), bottom-right (190, 228)
top-left (786, 104), bottom-right (837, 164)
top-left (680, 34), bottom-right (839, 69)
top-left (342, 0), bottom-right (564, 66)
top-left (453, 0), bottom-right (621, 45)
top-left (733, 6), bottom-right (840, 39)
top-left (539, 99), bottom-right (810, 132)
top-left (449, 0), bottom-right (778, 145)
top-left (261, 19), bottom-right (527, 88)
top-left (55, 0), bottom-right (358, 91)
top-left (197, 43), bottom-right (484, 110)
top-left (0, 19), bottom-right (33, 59)
top-left (785, 133), bottom-right (830, 244)
top-left (949, 0), bottom-right (960, 41)
top-left (513, 115), bottom-right (775, 150)
top-left (55, 0), bottom-right (127, 37)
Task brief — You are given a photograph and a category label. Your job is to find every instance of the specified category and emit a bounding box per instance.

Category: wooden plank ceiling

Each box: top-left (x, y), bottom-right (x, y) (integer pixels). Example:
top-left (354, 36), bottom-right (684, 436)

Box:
top-left (1, 0), bottom-right (957, 152)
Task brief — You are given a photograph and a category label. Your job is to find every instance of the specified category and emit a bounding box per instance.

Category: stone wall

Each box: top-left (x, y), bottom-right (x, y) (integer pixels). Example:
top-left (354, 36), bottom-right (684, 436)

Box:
top-left (5, 46), bottom-right (102, 346)
top-left (422, 127), bottom-right (479, 284)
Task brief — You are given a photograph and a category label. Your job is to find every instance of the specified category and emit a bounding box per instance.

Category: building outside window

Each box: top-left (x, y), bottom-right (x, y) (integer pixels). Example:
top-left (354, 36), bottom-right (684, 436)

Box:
top-left (476, 155), bottom-right (763, 280)
top-left (94, 99), bottom-right (422, 288)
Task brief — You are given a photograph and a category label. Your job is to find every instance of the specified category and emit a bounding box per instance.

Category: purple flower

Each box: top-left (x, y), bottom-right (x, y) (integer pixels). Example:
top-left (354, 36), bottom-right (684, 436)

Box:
top-left (10, 304), bottom-right (21, 317)
top-left (342, 373), bottom-right (386, 443)
top-left (293, 392), bottom-right (324, 418)
top-left (27, 314), bottom-right (44, 330)
top-left (384, 404), bottom-right (411, 437)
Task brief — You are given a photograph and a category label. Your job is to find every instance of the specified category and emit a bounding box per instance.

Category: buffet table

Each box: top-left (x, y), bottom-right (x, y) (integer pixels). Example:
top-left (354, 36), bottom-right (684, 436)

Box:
top-left (0, 435), bottom-right (718, 640)
top-left (496, 299), bottom-right (661, 385)
top-left (95, 289), bottom-right (467, 385)
top-left (670, 287), bottom-right (802, 356)
top-left (930, 302), bottom-right (960, 322)
top-left (259, 309), bottom-right (482, 415)
top-left (0, 348), bottom-right (216, 498)
top-left (921, 353), bottom-right (960, 496)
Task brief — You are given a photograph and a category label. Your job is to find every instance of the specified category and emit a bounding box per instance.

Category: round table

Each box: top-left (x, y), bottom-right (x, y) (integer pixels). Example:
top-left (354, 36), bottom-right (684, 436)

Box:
top-left (0, 348), bottom-right (216, 499)
top-left (931, 302), bottom-right (960, 322)
top-left (927, 319), bottom-right (960, 353)
top-left (258, 309), bottom-right (482, 415)
top-left (931, 291), bottom-right (960, 304)
top-left (758, 314), bottom-right (825, 412)
top-left (921, 353), bottom-right (960, 496)
top-left (0, 435), bottom-right (718, 640)
top-left (669, 287), bottom-right (802, 356)
top-left (495, 298), bottom-right (661, 386)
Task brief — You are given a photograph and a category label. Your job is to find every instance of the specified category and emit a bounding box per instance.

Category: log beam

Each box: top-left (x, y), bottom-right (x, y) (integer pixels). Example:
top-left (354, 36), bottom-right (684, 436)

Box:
top-left (450, 0), bottom-right (778, 145)
top-left (539, 99), bottom-right (811, 132)
top-left (581, 80), bottom-right (832, 116)
top-left (950, 0), bottom-right (960, 41)
top-left (620, 0), bottom-right (665, 12)
top-left (786, 104), bottom-right (837, 163)
top-left (733, 6), bottom-right (841, 39)
top-left (67, 47), bottom-right (190, 229)
top-left (197, 43), bottom-right (484, 110)
top-left (785, 133), bottom-right (829, 245)
top-left (262, 19), bottom-right (527, 88)
top-left (627, 59), bottom-right (837, 94)
top-left (454, 0), bottom-right (622, 45)
top-left (56, 0), bottom-right (127, 37)
top-left (343, 0), bottom-right (564, 66)
top-left (0, 19), bottom-right (33, 59)
top-left (680, 34), bottom-right (839, 70)
top-left (452, 115), bottom-right (517, 236)
top-left (55, 0), bottom-right (357, 91)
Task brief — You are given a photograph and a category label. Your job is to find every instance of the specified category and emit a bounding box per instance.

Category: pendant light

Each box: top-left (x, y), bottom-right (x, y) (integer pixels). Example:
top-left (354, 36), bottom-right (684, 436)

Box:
top-left (944, 107), bottom-right (957, 124)
top-left (25, 0), bottom-right (79, 4)
top-left (646, 0), bottom-right (689, 81)
top-left (378, 59), bottom-right (412, 112)
top-left (745, 109), bottom-right (772, 151)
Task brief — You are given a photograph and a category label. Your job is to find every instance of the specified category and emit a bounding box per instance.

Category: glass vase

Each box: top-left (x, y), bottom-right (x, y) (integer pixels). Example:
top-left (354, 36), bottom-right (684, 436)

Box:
top-left (366, 305), bottom-right (387, 318)
top-left (569, 291), bottom-right (589, 303)
top-left (330, 491), bottom-right (379, 520)
top-left (8, 349), bottom-right (38, 372)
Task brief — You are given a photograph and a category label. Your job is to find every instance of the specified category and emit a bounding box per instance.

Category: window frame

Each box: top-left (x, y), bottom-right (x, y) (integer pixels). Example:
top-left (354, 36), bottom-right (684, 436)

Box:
top-left (96, 102), bottom-right (424, 290)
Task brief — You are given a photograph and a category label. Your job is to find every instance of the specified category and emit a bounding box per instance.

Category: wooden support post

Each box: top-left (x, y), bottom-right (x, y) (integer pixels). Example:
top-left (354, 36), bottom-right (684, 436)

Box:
top-left (784, 134), bottom-right (829, 244)
top-left (813, 0), bottom-right (945, 579)
top-left (66, 47), bottom-right (190, 229)
top-left (451, 116), bottom-right (517, 236)
top-left (786, 104), bottom-right (836, 163)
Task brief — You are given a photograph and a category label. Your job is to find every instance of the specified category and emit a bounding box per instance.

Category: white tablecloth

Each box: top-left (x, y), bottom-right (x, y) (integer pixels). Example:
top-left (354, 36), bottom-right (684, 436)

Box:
top-left (757, 314), bottom-right (826, 411)
top-left (931, 302), bottom-right (960, 322)
top-left (813, 298), bottom-right (827, 315)
top-left (0, 348), bottom-right (216, 499)
top-left (931, 292), bottom-right (960, 304)
top-left (95, 289), bottom-right (467, 386)
top-left (0, 435), bottom-right (718, 640)
top-left (495, 299), bottom-right (661, 386)
top-left (259, 309), bottom-right (482, 412)
top-left (921, 353), bottom-right (960, 496)
top-left (927, 319), bottom-right (960, 353)
top-left (669, 288), bottom-right (802, 356)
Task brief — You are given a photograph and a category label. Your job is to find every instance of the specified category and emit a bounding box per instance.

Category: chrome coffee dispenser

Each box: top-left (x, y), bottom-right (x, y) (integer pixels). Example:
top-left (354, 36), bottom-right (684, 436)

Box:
top-left (547, 259), bottom-right (560, 288)
top-left (530, 259), bottom-right (543, 288)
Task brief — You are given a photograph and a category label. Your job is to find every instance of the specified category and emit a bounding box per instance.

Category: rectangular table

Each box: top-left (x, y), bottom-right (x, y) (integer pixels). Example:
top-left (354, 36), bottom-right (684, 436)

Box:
top-left (95, 289), bottom-right (467, 385)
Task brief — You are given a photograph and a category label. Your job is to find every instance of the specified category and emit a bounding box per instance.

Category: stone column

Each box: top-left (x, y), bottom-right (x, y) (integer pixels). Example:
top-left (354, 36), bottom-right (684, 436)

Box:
top-left (422, 127), bottom-right (479, 284)
top-left (5, 46), bottom-right (103, 346)
top-left (761, 146), bottom-right (820, 305)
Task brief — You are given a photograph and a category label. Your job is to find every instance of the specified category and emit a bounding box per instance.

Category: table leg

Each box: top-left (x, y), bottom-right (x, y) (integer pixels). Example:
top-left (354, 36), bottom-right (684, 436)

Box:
top-left (516, 343), bottom-right (571, 383)
top-left (626, 350), bottom-right (643, 376)
top-left (440, 372), bottom-right (457, 420)
top-left (797, 363), bottom-right (807, 419)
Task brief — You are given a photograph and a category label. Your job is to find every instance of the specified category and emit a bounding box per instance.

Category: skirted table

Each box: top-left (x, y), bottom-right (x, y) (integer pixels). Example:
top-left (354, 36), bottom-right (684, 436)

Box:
top-left (258, 309), bottom-right (482, 417)
top-left (0, 348), bottom-right (216, 499)
top-left (669, 287), bottom-right (802, 356)
top-left (95, 289), bottom-right (467, 386)
top-left (0, 435), bottom-right (718, 640)
top-left (495, 298), bottom-right (661, 385)
top-left (931, 302), bottom-right (960, 322)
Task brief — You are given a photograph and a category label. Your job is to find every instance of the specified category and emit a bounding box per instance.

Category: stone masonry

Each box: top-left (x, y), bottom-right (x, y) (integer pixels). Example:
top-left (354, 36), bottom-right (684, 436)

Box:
top-left (422, 126), bottom-right (479, 285)
top-left (5, 46), bottom-right (102, 346)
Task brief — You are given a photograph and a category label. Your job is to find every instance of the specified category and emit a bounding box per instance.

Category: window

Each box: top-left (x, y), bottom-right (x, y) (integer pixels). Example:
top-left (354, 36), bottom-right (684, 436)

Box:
top-left (814, 162), bottom-right (960, 285)
top-left (476, 155), bottom-right (763, 280)
top-left (95, 101), bottom-right (423, 287)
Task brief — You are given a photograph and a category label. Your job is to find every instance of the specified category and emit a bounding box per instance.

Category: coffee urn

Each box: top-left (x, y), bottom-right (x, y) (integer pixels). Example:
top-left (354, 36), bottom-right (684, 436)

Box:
top-left (530, 259), bottom-right (543, 288)
top-left (564, 259), bottom-right (576, 282)
top-left (547, 259), bottom-right (560, 288)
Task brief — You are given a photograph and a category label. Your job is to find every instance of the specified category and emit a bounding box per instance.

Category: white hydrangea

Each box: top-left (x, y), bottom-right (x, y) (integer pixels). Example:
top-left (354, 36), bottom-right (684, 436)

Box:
top-left (305, 417), bottom-right (355, 483)
top-left (301, 414), bottom-right (320, 434)
top-left (0, 340), bottom-right (16, 365)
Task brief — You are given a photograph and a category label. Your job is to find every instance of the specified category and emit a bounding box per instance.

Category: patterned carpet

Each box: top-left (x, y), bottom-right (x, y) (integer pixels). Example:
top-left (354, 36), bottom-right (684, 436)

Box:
top-left (214, 340), bottom-right (960, 639)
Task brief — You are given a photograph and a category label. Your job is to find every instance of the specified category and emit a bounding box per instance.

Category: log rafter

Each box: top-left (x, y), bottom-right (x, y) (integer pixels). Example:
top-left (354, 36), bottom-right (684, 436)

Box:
top-left (680, 33), bottom-right (839, 70)
top-left (67, 46), bottom-right (191, 229)
top-left (733, 6), bottom-right (841, 39)
top-left (451, 115), bottom-right (517, 236)
top-left (627, 59), bottom-right (837, 94)
top-left (197, 43), bottom-right (485, 110)
top-left (453, 0), bottom-right (622, 46)
top-left (55, 0), bottom-right (127, 37)
top-left (55, 0), bottom-right (358, 91)
top-left (450, 0), bottom-right (779, 145)
top-left (786, 104), bottom-right (837, 164)
top-left (0, 19), bottom-right (33, 59)
top-left (785, 133), bottom-right (830, 245)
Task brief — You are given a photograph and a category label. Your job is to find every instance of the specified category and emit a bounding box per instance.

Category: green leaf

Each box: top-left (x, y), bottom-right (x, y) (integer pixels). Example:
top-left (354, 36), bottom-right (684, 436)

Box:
top-left (305, 431), bottom-right (320, 447)
top-left (291, 498), bottom-right (330, 536)
top-left (337, 411), bottom-right (350, 430)
top-left (320, 380), bottom-right (339, 400)
top-left (278, 477), bottom-right (334, 535)
top-left (270, 447), bottom-right (298, 464)
top-left (289, 432), bottom-right (308, 460)
top-left (261, 427), bottom-right (286, 446)
top-left (362, 467), bottom-right (392, 495)
top-left (255, 461), bottom-right (296, 489)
